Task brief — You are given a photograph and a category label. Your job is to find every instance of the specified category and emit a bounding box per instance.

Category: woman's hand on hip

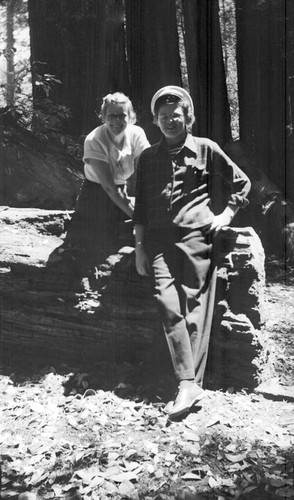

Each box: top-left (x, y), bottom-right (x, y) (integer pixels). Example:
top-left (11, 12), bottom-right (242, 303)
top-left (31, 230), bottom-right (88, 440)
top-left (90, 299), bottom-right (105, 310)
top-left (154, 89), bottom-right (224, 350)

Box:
top-left (208, 205), bottom-right (240, 236)
top-left (209, 213), bottom-right (231, 235)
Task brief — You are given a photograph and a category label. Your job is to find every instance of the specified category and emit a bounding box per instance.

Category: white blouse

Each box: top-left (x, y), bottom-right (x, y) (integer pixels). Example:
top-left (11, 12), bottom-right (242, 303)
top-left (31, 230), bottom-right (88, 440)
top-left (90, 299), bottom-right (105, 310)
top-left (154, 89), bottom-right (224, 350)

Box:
top-left (83, 123), bottom-right (150, 185)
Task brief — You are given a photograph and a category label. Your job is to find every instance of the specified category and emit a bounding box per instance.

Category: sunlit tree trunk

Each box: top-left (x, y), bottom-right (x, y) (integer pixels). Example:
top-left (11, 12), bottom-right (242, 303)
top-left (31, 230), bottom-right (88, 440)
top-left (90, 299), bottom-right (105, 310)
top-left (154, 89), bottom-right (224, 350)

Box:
top-left (125, 0), bottom-right (182, 142)
top-left (6, 0), bottom-right (15, 107)
top-left (182, 0), bottom-right (232, 146)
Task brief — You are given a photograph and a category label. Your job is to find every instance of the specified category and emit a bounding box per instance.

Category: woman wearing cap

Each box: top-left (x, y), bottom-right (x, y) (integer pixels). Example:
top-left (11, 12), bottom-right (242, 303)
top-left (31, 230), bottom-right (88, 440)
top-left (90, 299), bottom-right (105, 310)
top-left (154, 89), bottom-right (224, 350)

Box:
top-left (133, 85), bottom-right (251, 420)
top-left (73, 92), bottom-right (150, 247)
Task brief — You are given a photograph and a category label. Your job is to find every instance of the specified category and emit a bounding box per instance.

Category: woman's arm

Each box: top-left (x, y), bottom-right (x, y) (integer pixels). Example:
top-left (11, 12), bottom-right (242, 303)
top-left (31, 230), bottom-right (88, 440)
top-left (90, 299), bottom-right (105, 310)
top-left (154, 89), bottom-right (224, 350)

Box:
top-left (134, 224), bottom-right (151, 276)
top-left (88, 159), bottom-right (133, 217)
top-left (208, 141), bottom-right (251, 235)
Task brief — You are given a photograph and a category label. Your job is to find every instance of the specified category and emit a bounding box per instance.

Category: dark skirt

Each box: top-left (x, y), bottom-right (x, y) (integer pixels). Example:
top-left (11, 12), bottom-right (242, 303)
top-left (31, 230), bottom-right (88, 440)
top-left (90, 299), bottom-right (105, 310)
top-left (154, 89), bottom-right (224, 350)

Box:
top-left (66, 180), bottom-right (132, 252)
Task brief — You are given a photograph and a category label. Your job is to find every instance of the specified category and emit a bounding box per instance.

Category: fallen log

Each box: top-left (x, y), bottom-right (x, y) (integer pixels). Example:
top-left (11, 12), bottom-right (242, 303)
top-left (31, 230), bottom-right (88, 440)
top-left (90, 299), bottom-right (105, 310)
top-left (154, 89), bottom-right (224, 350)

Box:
top-left (0, 207), bottom-right (265, 390)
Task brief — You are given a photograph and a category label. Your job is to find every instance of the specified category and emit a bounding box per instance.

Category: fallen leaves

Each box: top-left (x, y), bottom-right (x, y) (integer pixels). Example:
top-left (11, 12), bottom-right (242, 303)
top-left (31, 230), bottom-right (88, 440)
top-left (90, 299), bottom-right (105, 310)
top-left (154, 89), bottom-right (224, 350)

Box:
top-left (224, 452), bottom-right (248, 463)
top-left (0, 370), bottom-right (294, 500)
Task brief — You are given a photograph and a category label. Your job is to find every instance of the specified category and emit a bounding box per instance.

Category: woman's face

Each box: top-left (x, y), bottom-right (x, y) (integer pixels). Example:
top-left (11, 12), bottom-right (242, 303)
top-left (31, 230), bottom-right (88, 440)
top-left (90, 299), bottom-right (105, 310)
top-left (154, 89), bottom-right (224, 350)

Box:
top-left (104, 102), bottom-right (130, 136)
top-left (156, 102), bottom-right (187, 144)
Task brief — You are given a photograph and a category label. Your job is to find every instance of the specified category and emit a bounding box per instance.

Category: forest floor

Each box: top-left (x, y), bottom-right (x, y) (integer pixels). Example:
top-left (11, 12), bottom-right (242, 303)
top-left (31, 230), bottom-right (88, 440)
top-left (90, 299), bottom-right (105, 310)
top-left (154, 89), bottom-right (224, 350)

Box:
top-left (0, 258), bottom-right (294, 500)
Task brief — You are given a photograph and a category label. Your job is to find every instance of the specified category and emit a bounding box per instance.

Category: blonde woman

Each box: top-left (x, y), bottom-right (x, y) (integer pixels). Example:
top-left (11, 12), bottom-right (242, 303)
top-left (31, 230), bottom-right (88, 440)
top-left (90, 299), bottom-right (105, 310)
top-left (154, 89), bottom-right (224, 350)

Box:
top-left (76, 92), bottom-right (149, 243)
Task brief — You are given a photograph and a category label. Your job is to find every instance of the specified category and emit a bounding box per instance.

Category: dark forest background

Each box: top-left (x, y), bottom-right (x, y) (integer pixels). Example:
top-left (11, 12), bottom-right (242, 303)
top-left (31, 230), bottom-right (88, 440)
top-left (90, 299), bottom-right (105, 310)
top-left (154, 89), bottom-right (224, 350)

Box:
top-left (1, 0), bottom-right (294, 207)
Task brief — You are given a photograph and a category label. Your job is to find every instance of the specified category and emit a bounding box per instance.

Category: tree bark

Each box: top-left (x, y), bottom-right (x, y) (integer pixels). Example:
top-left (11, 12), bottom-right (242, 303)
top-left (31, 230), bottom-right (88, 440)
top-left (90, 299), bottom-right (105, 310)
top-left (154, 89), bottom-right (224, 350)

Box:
top-left (182, 0), bottom-right (232, 146)
top-left (6, 0), bottom-right (15, 107)
top-left (286, 0), bottom-right (294, 134)
top-left (28, 0), bottom-right (130, 136)
top-left (236, 0), bottom-right (287, 196)
top-left (285, 0), bottom-right (294, 204)
top-left (125, 0), bottom-right (182, 142)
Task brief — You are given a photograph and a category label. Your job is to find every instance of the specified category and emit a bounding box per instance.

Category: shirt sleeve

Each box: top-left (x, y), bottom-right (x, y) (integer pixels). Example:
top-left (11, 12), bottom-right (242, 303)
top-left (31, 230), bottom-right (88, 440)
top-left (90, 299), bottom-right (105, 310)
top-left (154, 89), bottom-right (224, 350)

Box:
top-left (210, 141), bottom-right (251, 210)
top-left (83, 129), bottom-right (108, 164)
top-left (132, 126), bottom-right (150, 159)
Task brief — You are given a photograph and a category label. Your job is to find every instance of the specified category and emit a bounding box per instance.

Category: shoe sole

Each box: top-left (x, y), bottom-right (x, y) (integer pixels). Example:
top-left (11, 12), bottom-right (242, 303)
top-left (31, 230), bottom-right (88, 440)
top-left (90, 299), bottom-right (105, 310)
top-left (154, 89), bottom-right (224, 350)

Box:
top-left (168, 390), bottom-right (206, 420)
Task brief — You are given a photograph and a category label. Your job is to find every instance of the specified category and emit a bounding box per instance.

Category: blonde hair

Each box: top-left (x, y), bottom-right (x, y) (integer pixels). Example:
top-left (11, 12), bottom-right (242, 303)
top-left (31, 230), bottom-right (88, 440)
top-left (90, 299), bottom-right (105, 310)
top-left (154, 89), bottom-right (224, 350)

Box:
top-left (99, 92), bottom-right (137, 124)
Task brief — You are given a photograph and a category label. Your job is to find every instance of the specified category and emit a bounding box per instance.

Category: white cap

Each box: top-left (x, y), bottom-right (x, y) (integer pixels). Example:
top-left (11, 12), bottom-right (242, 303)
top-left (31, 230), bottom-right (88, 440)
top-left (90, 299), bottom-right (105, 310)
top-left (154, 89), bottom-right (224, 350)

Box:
top-left (151, 85), bottom-right (194, 115)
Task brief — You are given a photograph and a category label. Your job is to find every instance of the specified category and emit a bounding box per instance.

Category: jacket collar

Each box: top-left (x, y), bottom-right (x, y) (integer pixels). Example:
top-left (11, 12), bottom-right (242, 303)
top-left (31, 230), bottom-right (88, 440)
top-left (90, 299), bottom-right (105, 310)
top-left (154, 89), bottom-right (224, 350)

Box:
top-left (154, 133), bottom-right (198, 156)
top-left (184, 133), bottom-right (198, 155)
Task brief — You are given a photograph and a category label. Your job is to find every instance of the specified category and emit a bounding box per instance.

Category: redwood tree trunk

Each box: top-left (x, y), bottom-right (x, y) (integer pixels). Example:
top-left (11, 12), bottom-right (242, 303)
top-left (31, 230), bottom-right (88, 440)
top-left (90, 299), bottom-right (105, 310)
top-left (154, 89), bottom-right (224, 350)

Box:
top-left (28, 0), bottom-right (130, 136)
top-left (235, 0), bottom-right (287, 195)
top-left (125, 0), bottom-right (182, 143)
top-left (182, 0), bottom-right (232, 147)
top-left (286, 0), bottom-right (294, 203)
top-left (6, 0), bottom-right (15, 107)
